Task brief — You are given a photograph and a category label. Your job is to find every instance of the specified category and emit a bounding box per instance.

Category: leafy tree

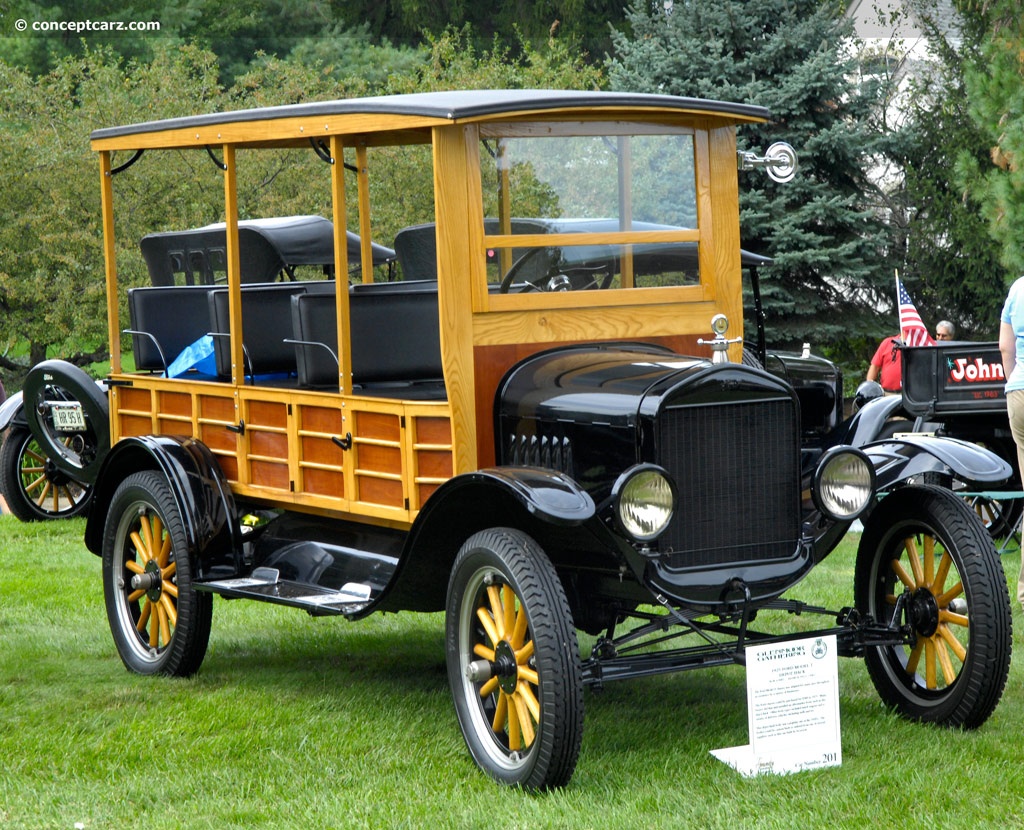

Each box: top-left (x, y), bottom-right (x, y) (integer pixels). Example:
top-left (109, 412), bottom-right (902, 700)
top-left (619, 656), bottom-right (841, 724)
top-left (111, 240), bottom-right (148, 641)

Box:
top-left (607, 0), bottom-right (892, 370)
top-left (0, 44), bottom-right (230, 380)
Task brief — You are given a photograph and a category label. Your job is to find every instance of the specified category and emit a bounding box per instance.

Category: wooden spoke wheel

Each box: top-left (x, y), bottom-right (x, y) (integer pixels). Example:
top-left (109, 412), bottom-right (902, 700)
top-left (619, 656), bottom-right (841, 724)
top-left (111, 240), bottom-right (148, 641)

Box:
top-left (855, 486), bottom-right (1011, 728)
top-left (0, 425), bottom-right (92, 521)
top-left (446, 528), bottom-right (583, 790)
top-left (102, 471), bottom-right (211, 677)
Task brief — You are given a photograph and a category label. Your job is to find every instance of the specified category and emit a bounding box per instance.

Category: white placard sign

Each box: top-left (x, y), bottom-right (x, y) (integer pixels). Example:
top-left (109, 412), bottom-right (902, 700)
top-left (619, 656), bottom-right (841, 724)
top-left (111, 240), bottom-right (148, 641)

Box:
top-left (711, 634), bottom-right (841, 776)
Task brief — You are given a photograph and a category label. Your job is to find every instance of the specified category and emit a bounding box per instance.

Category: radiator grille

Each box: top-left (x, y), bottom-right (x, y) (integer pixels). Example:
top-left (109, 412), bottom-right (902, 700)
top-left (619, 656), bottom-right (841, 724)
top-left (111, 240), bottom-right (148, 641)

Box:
top-left (657, 399), bottom-right (801, 569)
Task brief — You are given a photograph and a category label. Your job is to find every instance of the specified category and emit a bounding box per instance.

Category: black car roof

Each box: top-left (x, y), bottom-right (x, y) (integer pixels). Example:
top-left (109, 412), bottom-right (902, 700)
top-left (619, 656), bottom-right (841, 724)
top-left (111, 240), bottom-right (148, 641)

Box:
top-left (91, 89), bottom-right (769, 143)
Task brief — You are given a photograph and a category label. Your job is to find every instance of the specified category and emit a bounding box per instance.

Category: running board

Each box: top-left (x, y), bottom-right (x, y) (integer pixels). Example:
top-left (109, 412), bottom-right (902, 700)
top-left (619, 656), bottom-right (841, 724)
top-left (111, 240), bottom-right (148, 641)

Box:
top-left (198, 567), bottom-right (373, 616)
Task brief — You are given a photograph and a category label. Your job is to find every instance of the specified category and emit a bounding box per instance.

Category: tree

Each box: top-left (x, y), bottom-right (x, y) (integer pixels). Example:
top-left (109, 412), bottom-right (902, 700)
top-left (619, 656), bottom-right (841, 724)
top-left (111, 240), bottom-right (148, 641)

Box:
top-left (956, 0), bottom-right (1024, 278)
top-left (607, 0), bottom-right (892, 369)
top-left (0, 44), bottom-right (230, 380)
top-left (886, 2), bottom-right (1007, 339)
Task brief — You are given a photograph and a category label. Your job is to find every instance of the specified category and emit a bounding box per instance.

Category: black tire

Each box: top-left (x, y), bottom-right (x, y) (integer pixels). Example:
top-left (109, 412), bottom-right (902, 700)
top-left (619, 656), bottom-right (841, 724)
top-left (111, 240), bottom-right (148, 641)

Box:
top-left (22, 360), bottom-right (109, 485)
top-left (0, 425), bottom-right (92, 521)
top-left (446, 528), bottom-right (583, 790)
top-left (855, 485), bottom-right (1011, 728)
top-left (102, 471), bottom-right (212, 677)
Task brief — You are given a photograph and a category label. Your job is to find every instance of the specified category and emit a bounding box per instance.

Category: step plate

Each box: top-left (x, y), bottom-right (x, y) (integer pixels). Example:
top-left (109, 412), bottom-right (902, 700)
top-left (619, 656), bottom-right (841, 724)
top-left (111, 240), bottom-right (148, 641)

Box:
top-left (199, 572), bottom-right (373, 617)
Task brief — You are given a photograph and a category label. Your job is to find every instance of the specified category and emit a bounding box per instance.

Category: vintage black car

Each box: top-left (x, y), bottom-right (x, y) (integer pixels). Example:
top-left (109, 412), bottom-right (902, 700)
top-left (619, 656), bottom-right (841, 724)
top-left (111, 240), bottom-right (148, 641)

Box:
top-left (19, 89), bottom-right (1014, 789)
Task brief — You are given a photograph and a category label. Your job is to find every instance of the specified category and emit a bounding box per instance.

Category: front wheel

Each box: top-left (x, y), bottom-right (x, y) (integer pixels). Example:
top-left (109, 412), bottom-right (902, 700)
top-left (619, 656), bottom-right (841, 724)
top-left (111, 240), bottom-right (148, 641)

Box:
top-left (0, 425), bottom-right (92, 521)
top-left (855, 485), bottom-right (1011, 728)
top-left (446, 528), bottom-right (583, 790)
top-left (102, 471), bottom-right (212, 676)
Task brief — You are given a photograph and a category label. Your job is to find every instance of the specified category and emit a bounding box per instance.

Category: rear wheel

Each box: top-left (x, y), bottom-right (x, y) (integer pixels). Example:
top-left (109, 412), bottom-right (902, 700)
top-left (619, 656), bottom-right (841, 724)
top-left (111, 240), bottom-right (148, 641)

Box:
top-left (446, 528), bottom-right (583, 789)
top-left (102, 471), bottom-right (212, 676)
top-left (855, 485), bottom-right (1011, 728)
top-left (0, 425), bottom-right (92, 521)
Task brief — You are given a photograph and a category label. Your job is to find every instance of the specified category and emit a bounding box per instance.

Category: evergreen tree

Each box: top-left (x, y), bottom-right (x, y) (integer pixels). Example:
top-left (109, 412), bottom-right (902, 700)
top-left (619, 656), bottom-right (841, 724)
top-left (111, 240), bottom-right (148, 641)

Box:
top-left (608, 0), bottom-right (892, 364)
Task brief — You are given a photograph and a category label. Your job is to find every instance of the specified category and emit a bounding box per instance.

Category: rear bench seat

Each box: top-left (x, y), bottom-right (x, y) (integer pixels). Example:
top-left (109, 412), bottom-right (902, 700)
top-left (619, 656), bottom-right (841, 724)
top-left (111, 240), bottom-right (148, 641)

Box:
top-left (126, 285), bottom-right (215, 373)
top-left (128, 280), bottom-right (333, 379)
top-left (290, 281), bottom-right (444, 398)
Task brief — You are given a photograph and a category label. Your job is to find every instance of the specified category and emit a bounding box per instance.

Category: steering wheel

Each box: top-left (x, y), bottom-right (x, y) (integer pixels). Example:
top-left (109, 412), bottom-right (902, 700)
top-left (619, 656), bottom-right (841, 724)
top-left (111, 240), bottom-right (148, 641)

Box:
top-left (499, 248), bottom-right (615, 294)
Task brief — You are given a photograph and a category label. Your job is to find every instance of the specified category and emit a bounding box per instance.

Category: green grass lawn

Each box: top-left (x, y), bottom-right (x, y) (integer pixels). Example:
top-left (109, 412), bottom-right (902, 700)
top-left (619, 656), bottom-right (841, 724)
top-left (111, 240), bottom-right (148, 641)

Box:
top-left (1, 514), bottom-right (1023, 829)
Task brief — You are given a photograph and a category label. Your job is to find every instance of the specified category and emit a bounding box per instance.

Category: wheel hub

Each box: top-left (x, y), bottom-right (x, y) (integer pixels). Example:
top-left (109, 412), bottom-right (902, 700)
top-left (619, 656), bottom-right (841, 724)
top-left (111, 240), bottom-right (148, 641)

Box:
top-left (908, 587), bottom-right (939, 637)
top-left (493, 640), bottom-right (519, 695)
top-left (130, 560), bottom-right (163, 602)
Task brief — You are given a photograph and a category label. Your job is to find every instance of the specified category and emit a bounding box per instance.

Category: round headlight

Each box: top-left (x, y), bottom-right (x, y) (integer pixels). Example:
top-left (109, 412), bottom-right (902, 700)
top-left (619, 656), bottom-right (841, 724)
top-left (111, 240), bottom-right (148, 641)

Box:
top-left (813, 448), bottom-right (875, 521)
top-left (613, 465), bottom-right (676, 542)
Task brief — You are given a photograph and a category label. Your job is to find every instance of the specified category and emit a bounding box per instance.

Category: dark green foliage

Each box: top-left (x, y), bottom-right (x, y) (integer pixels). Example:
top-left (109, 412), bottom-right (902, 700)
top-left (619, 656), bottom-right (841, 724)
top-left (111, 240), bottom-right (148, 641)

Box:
top-left (893, 4), bottom-right (1008, 339)
top-left (608, 0), bottom-right (893, 362)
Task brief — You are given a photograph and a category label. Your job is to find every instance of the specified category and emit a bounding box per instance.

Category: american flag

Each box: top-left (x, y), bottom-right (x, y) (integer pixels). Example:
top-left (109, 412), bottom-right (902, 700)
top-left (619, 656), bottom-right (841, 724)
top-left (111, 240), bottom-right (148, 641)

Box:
top-left (897, 276), bottom-right (935, 347)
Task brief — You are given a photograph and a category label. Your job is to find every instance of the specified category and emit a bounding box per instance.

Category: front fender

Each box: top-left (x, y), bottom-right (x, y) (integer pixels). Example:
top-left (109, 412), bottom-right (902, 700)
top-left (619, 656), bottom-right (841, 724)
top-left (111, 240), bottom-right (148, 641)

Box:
top-left (863, 434), bottom-right (1013, 491)
top-left (0, 391), bottom-right (25, 432)
top-left (84, 435), bottom-right (239, 575)
top-left (829, 394), bottom-right (907, 448)
top-left (371, 467), bottom-right (597, 615)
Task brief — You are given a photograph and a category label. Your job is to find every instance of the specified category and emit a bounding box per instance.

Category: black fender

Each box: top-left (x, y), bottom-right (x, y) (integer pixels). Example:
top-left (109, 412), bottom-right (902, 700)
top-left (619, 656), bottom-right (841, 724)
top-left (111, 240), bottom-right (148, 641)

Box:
top-left (829, 393), bottom-right (908, 448)
top-left (370, 466), bottom-right (597, 615)
top-left (863, 434), bottom-right (1013, 491)
top-left (0, 390), bottom-right (26, 433)
top-left (84, 435), bottom-right (240, 576)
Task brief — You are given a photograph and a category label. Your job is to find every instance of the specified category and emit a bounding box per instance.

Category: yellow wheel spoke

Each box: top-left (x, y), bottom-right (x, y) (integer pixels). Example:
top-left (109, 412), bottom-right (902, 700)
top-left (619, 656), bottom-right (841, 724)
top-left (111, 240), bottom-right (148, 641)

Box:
top-left (157, 534), bottom-right (172, 569)
top-left (479, 676), bottom-right (499, 697)
top-left (128, 588), bottom-right (146, 603)
top-left (934, 636), bottom-right (956, 686)
top-left (934, 551), bottom-right (953, 595)
top-left (939, 609), bottom-right (968, 628)
top-left (476, 607), bottom-right (500, 647)
top-left (936, 581), bottom-right (963, 608)
top-left (486, 585), bottom-right (504, 638)
top-left (491, 690), bottom-right (508, 734)
top-left (136, 601), bottom-right (152, 634)
top-left (473, 643), bottom-right (494, 661)
top-left (924, 638), bottom-right (937, 689)
top-left (125, 559), bottom-right (145, 575)
top-left (139, 517), bottom-right (155, 561)
top-left (937, 623), bottom-right (968, 662)
top-left (891, 559), bottom-right (916, 590)
top-left (515, 640), bottom-right (535, 664)
top-left (156, 602), bottom-right (170, 647)
top-left (518, 680), bottom-right (541, 723)
top-left (502, 585), bottom-right (516, 640)
top-left (151, 514), bottom-right (164, 547)
top-left (518, 665), bottom-right (539, 686)
top-left (148, 602), bottom-right (160, 647)
top-left (906, 640), bottom-right (923, 675)
top-left (159, 593), bottom-right (177, 627)
top-left (905, 538), bottom-right (925, 584)
top-left (162, 580), bottom-right (178, 600)
top-left (162, 561), bottom-right (176, 580)
top-left (923, 536), bottom-right (935, 586)
top-left (506, 693), bottom-right (521, 750)
top-left (130, 530), bottom-right (148, 560)
top-left (513, 693), bottom-right (535, 747)
top-left (511, 605), bottom-right (529, 650)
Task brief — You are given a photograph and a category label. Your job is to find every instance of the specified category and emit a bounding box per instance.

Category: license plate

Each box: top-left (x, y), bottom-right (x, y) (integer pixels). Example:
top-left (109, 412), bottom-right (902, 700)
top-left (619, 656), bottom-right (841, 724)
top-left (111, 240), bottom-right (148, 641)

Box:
top-left (50, 402), bottom-right (86, 432)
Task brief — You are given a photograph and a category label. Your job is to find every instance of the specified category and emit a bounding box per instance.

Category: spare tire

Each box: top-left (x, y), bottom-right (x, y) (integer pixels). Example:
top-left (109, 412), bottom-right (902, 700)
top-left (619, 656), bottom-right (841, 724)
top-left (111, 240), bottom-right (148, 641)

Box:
top-left (23, 359), bottom-right (109, 485)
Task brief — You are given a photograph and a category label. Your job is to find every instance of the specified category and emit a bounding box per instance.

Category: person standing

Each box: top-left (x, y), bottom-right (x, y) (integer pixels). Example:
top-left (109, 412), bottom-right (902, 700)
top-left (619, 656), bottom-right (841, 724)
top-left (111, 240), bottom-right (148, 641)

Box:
top-left (998, 276), bottom-right (1024, 609)
top-left (866, 334), bottom-right (903, 392)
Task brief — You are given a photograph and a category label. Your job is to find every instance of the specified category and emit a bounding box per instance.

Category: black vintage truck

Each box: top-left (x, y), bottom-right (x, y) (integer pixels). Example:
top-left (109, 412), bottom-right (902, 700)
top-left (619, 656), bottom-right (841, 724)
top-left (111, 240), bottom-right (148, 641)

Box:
top-left (9, 89), bottom-right (1014, 789)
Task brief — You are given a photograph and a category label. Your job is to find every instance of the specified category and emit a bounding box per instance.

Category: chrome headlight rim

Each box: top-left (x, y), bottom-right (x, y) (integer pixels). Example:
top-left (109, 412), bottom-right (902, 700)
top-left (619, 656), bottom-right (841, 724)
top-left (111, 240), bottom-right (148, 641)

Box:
top-left (611, 464), bottom-right (677, 543)
top-left (812, 447), bottom-right (876, 522)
